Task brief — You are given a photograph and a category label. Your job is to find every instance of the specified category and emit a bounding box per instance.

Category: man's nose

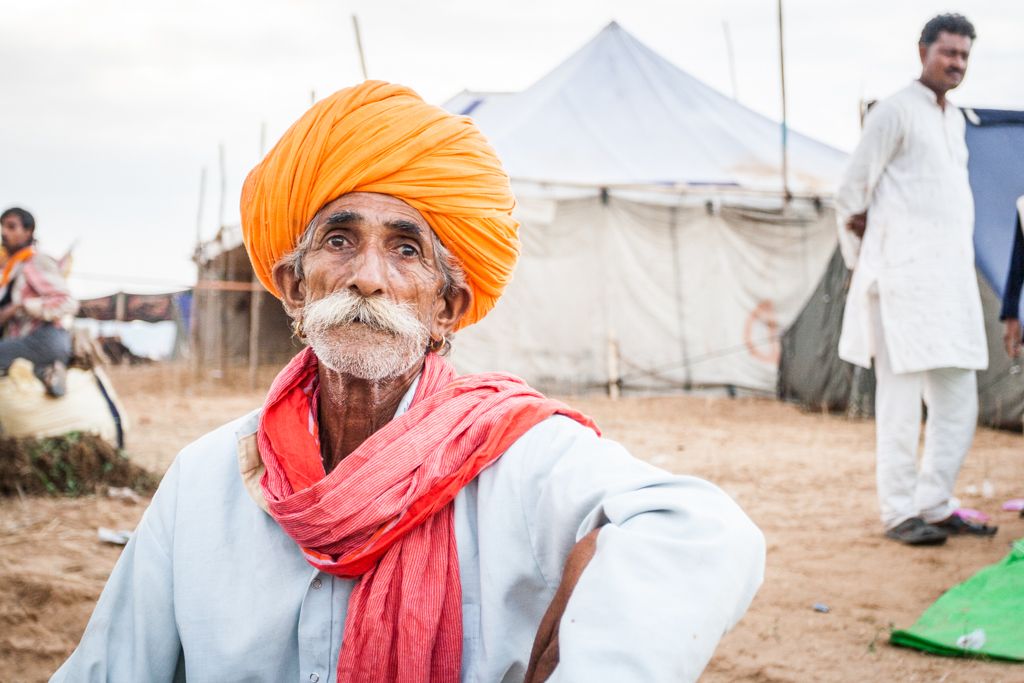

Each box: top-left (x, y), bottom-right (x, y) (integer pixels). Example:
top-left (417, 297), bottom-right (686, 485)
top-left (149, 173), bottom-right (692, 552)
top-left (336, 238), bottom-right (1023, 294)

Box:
top-left (347, 246), bottom-right (388, 297)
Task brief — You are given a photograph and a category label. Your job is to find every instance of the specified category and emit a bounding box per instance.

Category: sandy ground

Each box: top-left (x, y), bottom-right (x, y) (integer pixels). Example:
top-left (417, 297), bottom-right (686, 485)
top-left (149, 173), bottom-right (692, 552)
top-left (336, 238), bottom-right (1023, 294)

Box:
top-left (1, 364), bottom-right (1022, 682)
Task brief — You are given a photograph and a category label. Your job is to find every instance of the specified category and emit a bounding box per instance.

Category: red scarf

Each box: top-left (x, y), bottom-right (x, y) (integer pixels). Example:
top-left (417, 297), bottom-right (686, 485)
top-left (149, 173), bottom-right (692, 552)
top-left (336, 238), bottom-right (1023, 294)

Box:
top-left (258, 348), bottom-right (598, 682)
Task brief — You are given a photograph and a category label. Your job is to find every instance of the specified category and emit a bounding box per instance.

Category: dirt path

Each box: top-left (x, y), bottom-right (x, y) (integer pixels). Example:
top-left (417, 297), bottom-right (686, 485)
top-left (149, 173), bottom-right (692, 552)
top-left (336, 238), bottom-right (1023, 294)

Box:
top-left (1, 365), bottom-right (1021, 682)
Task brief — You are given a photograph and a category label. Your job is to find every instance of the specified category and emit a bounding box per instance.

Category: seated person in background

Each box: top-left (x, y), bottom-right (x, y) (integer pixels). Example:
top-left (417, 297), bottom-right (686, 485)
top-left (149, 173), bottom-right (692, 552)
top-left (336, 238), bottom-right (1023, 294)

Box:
top-left (0, 207), bottom-right (78, 396)
top-left (1001, 196), bottom-right (1024, 358)
top-left (52, 81), bottom-right (765, 683)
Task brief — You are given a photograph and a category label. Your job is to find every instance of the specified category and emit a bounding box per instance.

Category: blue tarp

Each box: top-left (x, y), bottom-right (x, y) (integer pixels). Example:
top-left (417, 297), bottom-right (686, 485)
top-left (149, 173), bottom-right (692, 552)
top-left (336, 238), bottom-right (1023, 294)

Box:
top-left (966, 108), bottom-right (1024, 318)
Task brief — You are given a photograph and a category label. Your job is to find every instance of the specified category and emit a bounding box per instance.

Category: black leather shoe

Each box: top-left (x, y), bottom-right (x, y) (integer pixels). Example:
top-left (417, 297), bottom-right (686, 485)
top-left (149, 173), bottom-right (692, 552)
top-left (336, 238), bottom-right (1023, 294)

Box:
top-left (932, 514), bottom-right (998, 536)
top-left (885, 517), bottom-right (948, 546)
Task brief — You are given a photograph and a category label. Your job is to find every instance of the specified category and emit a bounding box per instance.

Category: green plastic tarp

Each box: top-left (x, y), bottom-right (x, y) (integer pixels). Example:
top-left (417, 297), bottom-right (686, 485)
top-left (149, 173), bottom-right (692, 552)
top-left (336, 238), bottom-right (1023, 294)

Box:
top-left (890, 539), bottom-right (1024, 661)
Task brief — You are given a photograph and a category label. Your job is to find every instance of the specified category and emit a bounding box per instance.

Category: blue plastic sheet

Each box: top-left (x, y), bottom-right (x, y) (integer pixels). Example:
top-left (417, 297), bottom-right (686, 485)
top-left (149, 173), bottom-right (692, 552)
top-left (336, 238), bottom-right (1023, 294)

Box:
top-left (966, 108), bottom-right (1024, 319)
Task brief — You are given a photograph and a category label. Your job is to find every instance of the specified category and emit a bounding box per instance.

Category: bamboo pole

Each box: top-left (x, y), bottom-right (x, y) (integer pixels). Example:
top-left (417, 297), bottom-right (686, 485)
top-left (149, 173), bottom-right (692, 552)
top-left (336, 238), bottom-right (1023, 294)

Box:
top-left (217, 145), bottom-right (229, 381)
top-left (248, 284), bottom-right (262, 390)
top-left (191, 167), bottom-right (207, 377)
top-left (249, 125), bottom-right (268, 389)
top-left (352, 15), bottom-right (369, 80)
top-left (217, 144), bottom-right (227, 230)
top-left (777, 0), bottom-right (792, 204)
top-left (606, 333), bottom-right (620, 400)
top-left (722, 21), bottom-right (739, 101)
top-left (668, 206), bottom-right (692, 388)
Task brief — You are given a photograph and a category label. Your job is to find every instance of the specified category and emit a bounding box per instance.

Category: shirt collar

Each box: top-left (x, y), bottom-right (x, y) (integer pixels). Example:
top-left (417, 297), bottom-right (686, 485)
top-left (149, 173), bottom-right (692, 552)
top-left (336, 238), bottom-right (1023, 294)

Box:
top-left (909, 79), bottom-right (957, 112)
top-left (236, 371), bottom-right (423, 514)
top-left (393, 375), bottom-right (420, 419)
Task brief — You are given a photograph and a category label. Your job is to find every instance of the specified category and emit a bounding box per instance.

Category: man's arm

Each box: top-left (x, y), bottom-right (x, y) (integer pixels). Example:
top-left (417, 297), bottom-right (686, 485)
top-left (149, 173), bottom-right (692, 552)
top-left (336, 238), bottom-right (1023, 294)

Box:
top-left (516, 417), bottom-right (765, 683)
top-left (835, 102), bottom-right (904, 268)
top-left (1001, 214), bottom-right (1024, 357)
top-left (51, 461), bottom-right (184, 682)
top-left (525, 529), bottom-right (598, 683)
top-left (0, 303), bottom-right (20, 327)
top-left (22, 254), bottom-right (79, 322)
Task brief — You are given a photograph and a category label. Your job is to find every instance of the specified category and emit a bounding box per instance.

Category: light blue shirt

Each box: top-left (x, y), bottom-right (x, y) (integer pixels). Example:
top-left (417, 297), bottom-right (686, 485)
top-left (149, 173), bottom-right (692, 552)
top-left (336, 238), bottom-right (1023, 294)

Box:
top-left (53, 402), bottom-right (764, 682)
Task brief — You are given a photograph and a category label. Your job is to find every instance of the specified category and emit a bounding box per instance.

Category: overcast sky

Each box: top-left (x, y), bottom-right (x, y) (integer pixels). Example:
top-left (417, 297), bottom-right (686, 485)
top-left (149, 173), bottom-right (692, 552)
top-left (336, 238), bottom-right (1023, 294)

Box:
top-left (2, 0), bottom-right (1021, 297)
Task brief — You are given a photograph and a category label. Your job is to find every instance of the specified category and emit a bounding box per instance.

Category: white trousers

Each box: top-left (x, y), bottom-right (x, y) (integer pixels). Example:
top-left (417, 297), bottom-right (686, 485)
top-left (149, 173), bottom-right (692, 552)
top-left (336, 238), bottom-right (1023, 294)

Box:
top-left (871, 297), bottom-right (978, 529)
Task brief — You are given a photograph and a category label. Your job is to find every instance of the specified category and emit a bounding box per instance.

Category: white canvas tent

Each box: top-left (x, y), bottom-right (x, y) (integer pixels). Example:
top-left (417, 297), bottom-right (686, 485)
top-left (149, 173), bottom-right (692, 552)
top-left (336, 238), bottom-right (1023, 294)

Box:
top-left (445, 22), bottom-right (848, 393)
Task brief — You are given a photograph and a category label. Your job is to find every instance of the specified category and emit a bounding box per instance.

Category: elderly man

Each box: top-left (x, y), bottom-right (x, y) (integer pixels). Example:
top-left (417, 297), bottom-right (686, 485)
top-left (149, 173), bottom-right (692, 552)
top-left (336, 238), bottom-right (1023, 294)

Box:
top-left (53, 82), bottom-right (764, 682)
top-left (0, 207), bottom-right (77, 396)
top-left (836, 14), bottom-right (996, 546)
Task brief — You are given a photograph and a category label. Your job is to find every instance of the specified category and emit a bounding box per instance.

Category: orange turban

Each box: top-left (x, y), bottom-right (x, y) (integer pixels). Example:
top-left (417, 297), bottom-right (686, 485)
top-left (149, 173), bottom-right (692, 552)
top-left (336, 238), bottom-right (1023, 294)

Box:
top-left (240, 81), bottom-right (519, 329)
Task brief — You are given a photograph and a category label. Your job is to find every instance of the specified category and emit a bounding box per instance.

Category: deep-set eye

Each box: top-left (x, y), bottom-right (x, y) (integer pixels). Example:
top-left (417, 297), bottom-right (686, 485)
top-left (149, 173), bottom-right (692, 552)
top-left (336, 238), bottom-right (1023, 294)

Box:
top-left (327, 235), bottom-right (348, 248)
top-left (398, 244), bottom-right (420, 257)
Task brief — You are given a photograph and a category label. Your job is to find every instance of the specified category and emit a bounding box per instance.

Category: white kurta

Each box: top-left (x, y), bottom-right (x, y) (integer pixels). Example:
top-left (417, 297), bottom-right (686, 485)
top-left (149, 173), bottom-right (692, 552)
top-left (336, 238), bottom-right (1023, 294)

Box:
top-left (836, 80), bottom-right (988, 374)
top-left (53, 398), bottom-right (764, 682)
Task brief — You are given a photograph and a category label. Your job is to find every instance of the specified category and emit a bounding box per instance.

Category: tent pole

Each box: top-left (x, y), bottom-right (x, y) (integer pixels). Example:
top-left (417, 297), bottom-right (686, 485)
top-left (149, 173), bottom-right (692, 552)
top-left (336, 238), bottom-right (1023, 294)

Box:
top-left (217, 144), bottom-right (227, 231)
top-left (668, 206), bottom-right (692, 388)
top-left (722, 21), bottom-right (739, 101)
top-left (195, 166), bottom-right (206, 250)
top-left (217, 145), bottom-right (230, 382)
top-left (777, 0), bottom-right (792, 205)
top-left (352, 15), bottom-right (369, 80)
top-left (248, 278), bottom-right (262, 390)
top-left (219, 252), bottom-right (230, 383)
top-left (192, 167), bottom-right (206, 379)
top-left (606, 333), bottom-right (620, 400)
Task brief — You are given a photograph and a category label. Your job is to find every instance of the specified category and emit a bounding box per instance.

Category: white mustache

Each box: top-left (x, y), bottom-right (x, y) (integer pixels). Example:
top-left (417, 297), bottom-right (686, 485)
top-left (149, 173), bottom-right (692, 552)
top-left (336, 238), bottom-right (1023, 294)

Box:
top-left (302, 290), bottom-right (426, 340)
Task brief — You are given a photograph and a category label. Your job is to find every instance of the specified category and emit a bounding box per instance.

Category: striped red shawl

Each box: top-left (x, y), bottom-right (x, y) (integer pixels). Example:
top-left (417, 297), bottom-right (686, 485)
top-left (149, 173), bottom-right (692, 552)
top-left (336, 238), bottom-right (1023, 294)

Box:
top-left (258, 347), bottom-right (597, 682)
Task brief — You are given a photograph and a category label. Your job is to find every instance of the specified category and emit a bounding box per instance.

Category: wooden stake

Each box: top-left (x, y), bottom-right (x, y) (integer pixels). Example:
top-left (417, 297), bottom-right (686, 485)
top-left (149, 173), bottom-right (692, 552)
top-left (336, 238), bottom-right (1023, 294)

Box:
top-left (606, 333), bottom-right (620, 400)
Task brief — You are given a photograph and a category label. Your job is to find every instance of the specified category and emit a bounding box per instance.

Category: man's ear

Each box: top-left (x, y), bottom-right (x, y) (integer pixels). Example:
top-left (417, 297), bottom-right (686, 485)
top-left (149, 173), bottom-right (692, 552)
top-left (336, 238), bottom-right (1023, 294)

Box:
top-left (431, 285), bottom-right (472, 341)
top-left (272, 259), bottom-right (306, 318)
top-left (918, 43), bottom-right (928, 65)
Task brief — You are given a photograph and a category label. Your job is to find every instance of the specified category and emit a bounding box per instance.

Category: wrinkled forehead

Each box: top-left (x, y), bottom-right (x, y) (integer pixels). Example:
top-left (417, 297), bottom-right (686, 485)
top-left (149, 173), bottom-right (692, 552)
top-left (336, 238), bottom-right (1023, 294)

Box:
top-left (312, 192), bottom-right (431, 233)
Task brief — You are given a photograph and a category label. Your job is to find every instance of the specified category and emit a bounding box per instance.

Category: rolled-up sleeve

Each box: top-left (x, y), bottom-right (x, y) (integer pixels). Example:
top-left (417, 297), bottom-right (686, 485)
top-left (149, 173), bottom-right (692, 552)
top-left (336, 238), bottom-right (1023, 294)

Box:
top-left (515, 416), bottom-right (765, 683)
top-left (51, 460), bottom-right (183, 682)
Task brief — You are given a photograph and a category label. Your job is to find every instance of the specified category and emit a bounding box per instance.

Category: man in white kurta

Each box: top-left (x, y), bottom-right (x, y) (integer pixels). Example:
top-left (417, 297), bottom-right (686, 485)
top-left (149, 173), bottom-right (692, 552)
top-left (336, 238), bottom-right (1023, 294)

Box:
top-left (53, 81), bottom-right (765, 682)
top-left (836, 14), bottom-right (992, 545)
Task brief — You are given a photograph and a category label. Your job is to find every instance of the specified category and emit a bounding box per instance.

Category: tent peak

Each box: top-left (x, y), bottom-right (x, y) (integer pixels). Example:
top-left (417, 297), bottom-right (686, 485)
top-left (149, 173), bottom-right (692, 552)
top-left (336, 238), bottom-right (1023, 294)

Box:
top-left (443, 21), bottom-right (847, 194)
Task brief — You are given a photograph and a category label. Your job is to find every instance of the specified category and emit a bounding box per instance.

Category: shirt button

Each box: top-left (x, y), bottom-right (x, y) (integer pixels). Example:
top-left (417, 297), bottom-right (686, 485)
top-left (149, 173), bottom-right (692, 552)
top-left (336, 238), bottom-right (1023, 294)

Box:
top-left (309, 674), bottom-right (320, 683)
top-left (311, 578), bottom-right (322, 590)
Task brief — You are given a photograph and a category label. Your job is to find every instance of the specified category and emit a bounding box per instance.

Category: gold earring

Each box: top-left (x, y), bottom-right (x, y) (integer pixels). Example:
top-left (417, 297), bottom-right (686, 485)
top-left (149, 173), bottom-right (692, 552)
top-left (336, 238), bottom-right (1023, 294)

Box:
top-left (291, 315), bottom-right (306, 342)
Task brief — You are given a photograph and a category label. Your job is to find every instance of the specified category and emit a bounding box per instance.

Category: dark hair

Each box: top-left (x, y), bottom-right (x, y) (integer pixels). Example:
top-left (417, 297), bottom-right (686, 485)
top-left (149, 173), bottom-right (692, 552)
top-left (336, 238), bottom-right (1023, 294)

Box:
top-left (920, 13), bottom-right (976, 46)
top-left (0, 207), bottom-right (35, 232)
